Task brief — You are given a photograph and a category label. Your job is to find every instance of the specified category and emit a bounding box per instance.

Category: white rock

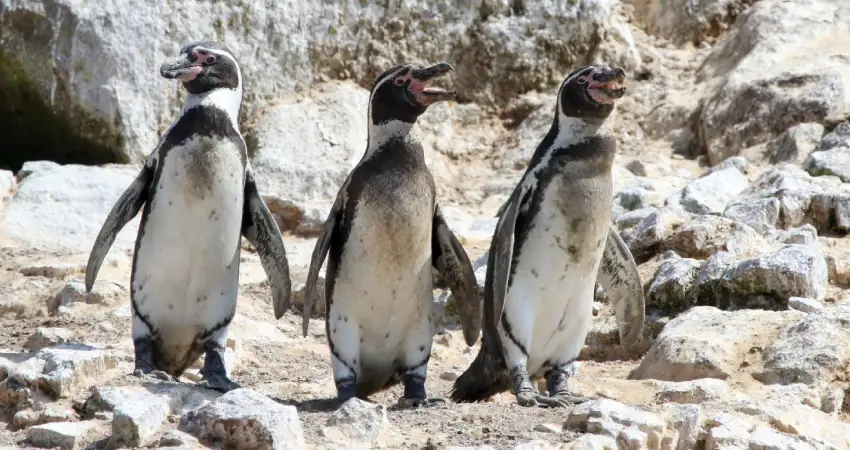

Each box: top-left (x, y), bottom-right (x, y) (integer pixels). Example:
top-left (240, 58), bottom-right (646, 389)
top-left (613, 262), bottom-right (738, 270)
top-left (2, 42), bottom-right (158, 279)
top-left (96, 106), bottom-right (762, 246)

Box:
top-left (12, 404), bottom-right (77, 429)
top-left (158, 429), bottom-right (200, 448)
top-left (656, 379), bottom-right (730, 404)
top-left (631, 306), bottom-right (803, 382)
top-left (26, 421), bottom-right (101, 450)
top-left (697, 0), bottom-right (850, 165)
top-left (615, 426), bottom-right (647, 450)
top-left (623, 206), bottom-right (691, 260)
top-left (512, 441), bottom-right (556, 450)
top-left (679, 168), bottom-right (749, 215)
top-left (178, 388), bottom-right (303, 450)
top-left (659, 404), bottom-right (702, 450)
top-left (766, 122), bottom-right (825, 165)
top-left (756, 306), bottom-right (850, 387)
top-left (704, 413), bottom-right (752, 450)
top-left (748, 424), bottom-right (818, 450)
top-left (566, 399), bottom-right (665, 444)
top-left (724, 198), bottom-right (781, 234)
top-left (707, 156), bottom-right (750, 175)
top-left (666, 215), bottom-right (761, 259)
top-left (645, 256), bottom-right (702, 312)
top-left (250, 82), bottom-right (367, 236)
top-left (788, 297), bottom-right (824, 313)
top-left (569, 433), bottom-right (618, 450)
top-left (804, 144), bottom-right (850, 182)
top-left (104, 388), bottom-right (170, 446)
top-left (320, 398), bottom-right (390, 448)
top-left (630, 0), bottom-right (751, 44)
top-left (0, 170), bottom-right (14, 199)
top-left (19, 262), bottom-right (82, 279)
top-left (47, 281), bottom-right (126, 315)
top-left (0, 162), bottom-right (142, 253)
top-left (25, 328), bottom-right (75, 352)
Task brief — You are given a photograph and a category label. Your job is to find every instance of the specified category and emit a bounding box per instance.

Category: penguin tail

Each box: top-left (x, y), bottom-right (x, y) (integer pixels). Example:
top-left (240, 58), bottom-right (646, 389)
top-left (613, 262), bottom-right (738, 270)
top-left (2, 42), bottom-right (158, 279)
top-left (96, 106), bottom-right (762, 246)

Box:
top-left (449, 347), bottom-right (510, 403)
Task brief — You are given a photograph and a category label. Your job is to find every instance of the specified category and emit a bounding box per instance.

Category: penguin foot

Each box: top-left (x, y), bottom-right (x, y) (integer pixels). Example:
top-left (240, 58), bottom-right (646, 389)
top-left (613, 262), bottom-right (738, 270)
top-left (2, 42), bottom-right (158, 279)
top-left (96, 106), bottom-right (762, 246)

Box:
top-left (396, 396), bottom-right (446, 409)
top-left (197, 375), bottom-right (241, 393)
top-left (132, 369), bottom-right (174, 382)
top-left (550, 393), bottom-right (593, 405)
top-left (516, 391), bottom-right (571, 408)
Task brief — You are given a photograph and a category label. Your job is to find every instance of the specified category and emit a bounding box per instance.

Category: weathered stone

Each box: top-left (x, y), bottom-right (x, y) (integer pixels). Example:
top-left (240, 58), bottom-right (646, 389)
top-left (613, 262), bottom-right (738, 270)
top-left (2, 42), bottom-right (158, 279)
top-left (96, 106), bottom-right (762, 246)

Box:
top-left (0, 0), bottom-right (637, 164)
top-left (0, 162), bottom-right (142, 253)
top-left (615, 427), bottom-right (647, 450)
top-left (47, 281), bottom-right (126, 315)
top-left (12, 404), bottom-right (77, 429)
top-left (679, 167), bottom-right (749, 215)
top-left (19, 262), bottom-right (83, 279)
top-left (159, 429), bottom-right (200, 448)
top-left (788, 297), bottom-right (823, 313)
top-left (566, 399), bottom-right (665, 446)
top-left (658, 403), bottom-right (702, 450)
top-left (624, 207), bottom-right (691, 261)
top-left (655, 379), bottom-right (729, 404)
top-left (26, 421), bottom-right (101, 450)
top-left (321, 397), bottom-right (390, 448)
top-left (25, 328), bottom-right (75, 352)
top-left (804, 144), bottom-right (850, 182)
top-left (291, 279), bottom-right (326, 318)
top-left (511, 441), bottom-right (556, 450)
top-left (0, 169), bottom-right (14, 198)
top-left (107, 388), bottom-right (170, 446)
top-left (748, 425), bottom-right (819, 450)
top-left (697, 0), bottom-right (850, 165)
top-left (818, 122), bottom-right (850, 151)
top-left (645, 257), bottom-right (702, 312)
top-left (766, 122), bottom-right (824, 165)
top-left (569, 433), bottom-right (618, 450)
top-left (625, 160), bottom-right (647, 177)
top-left (707, 156), bottom-right (750, 175)
top-left (249, 82), bottom-right (366, 236)
top-left (694, 244), bottom-right (828, 310)
top-left (703, 413), bottom-right (751, 450)
top-left (724, 198), bottom-right (781, 234)
top-left (630, 0), bottom-right (755, 45)
top-left (630, 306), bottom-right (803, 382)
top-left (179, 388), bottom-right (303, 450)
top-left (665, 215), bottom-right (760, 259)
top-left (756, 305), bottom-right (850, 387)
top-left (614, 207), bottom-right (657, 231)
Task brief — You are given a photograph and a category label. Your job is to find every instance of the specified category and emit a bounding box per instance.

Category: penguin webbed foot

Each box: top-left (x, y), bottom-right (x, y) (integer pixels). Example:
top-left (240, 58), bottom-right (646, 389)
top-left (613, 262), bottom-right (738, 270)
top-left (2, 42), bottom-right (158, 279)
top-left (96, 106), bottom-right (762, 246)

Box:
top-left (396, 396), bottom-right (446, 409)
top-left (197, 374), bottom-right (241, 393)
top-left (334, 378), bottom-right (357, 406)
top-left (516, 390), bottom-right (572, 408)
top-left (545, 364), bottom-right (593, 406)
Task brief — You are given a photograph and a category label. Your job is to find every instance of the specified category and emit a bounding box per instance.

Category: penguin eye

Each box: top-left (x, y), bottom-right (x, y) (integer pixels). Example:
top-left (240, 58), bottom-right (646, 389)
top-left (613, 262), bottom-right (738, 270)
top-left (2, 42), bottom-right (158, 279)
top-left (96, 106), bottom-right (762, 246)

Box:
top-left (205, 55), bottom-right (216, 65)
top-left (394, 78), bottom-right (405, 86)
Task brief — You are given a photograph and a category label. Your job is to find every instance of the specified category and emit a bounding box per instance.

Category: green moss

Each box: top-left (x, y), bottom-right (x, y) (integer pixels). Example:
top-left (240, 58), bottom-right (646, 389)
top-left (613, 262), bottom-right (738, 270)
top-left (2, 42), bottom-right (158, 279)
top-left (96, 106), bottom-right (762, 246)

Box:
top-left (213, 18), bottom-right (225, 40)
top-left (0, 50), bottom-right (126, 172)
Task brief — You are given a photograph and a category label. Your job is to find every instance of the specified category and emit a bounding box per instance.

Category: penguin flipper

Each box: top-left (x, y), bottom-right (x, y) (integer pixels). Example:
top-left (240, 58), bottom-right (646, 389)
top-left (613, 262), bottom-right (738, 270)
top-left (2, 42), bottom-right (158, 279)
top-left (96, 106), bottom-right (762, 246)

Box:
top-left (302, 195), bottom-right (343, 337)
top-left (488, 185), bottom-right (530, 335)
top-left (241, 166), bottom-right (292, 320)
top-left (597, 225), bottom-right (645, 348)
top-left (432, 204), bottom-right (480, 346)
top-left (85, 165), bottom-right (152, 293)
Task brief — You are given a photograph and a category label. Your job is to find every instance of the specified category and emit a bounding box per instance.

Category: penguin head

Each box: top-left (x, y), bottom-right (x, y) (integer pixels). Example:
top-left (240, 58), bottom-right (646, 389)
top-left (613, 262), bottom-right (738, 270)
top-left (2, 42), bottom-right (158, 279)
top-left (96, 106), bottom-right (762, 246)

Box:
top-left (368, 62), bottom-right (456, 125)
top-left (557, 65), bottom-right (627, 122)
top-left (160, 41), bottom-right (241, 96)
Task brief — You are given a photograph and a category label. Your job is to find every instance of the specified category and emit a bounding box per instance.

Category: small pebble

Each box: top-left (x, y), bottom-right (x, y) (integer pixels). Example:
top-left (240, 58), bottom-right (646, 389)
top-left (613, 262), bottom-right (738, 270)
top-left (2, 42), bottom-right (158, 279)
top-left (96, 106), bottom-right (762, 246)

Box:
top-left (533, 423), bottom-right (561, 434)
top-left (440, 371), bottom-right (459, 381)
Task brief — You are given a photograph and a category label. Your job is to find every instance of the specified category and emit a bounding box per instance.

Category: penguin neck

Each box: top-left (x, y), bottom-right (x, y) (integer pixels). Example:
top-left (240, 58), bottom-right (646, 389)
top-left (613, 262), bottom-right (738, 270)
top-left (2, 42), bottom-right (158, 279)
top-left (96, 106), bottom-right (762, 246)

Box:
top-left (181, 86), bottom-right (243, 131)
top-left (364, 119), bottom-right (416, 159)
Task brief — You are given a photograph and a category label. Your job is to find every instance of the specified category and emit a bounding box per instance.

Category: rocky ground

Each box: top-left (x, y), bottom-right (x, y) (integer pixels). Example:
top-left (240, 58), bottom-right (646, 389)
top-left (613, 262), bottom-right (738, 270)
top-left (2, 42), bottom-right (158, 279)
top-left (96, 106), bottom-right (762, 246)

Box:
top-left (2, 0), bottom-right (850, 449)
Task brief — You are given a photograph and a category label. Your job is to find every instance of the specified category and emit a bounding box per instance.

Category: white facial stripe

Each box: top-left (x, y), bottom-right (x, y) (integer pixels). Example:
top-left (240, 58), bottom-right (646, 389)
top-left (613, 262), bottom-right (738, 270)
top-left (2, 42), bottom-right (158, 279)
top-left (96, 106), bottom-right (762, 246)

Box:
top-left (177, 46), bottom-right (243, 131)
top-left (367, 66), bottom-right (411, 114)
top-left (363, 66), bottom-right (415, 160)
top-left (192, 47), bottom-right (242, 88)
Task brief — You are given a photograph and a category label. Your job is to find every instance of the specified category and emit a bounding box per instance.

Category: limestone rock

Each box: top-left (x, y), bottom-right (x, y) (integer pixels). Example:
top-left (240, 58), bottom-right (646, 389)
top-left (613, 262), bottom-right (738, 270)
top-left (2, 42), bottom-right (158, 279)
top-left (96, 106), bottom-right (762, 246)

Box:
top-left (766, 122), bottom-right (824, 164)
top-left (665, 215), bottom-right (760, 259)
top-left (0, 162), bottom-right (142, 253)
top-left (697, 0), bottom-right (850, 165)
top-left (47, 281), bottom-right (126, 315)
top-left (630, 0), bottom-right (755, 45)
top-left (631, 306), bottom-right (803, 382)
top-left (159, 429), bottom-right (200, 448)
top-left (320, 398), bottom-right (390, 448)
top-left (756, 305), bottom-right (850, 387)
top-left (25, 328), bottom-right (75, 352)
top-left (788, 297), bottom-right (823, 313)
top-left (512, 441), bottom-right (556, 450)
top-left (291, 279), bottom-right (326, 318)
top-left (624, 207), bottom-right (691, 261)
top-left (569, 433), bottom-right (618, 450)
top-left (249, 82), bottom-right (367, 236)
top-left (0, 169), bottom-right (14, 198)
top-left (12, 404), bottom-right (77, 429)
top-left (804, 143), bottom-right (850, 182)
top-left (645, 257), bottom-right (701, 312)
top-left (0, 0), bottom-right (637, 164)
top-left (19, 262), bottom-right (83, 279)
top-left (706, 156), bottom-right (749, 175)
top-left (724, 198), bottom-right (781, 234)
top-left (179, 388), bottom-right (304, 450)
top-left (565, 399), bottom-right (666, 443)
top-left (679, 168), bottom-right (749, 215)
top-left (0, 347), bottom-right (123, 404)
top-left (655, 379), bottom-right (730, 404)
top-left (818, 122), bottom-right (850, 151)
top-left (26, 420), bottom-right (102, 450)
top-left (109, 388), bottom-right (170, 446)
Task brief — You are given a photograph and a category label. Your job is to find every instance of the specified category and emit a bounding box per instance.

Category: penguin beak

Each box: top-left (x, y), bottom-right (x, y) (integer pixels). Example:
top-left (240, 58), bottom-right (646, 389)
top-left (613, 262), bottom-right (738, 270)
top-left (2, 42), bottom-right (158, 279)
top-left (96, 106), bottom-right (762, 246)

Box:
top-left (587, 67), bottom-right (627, 101)
top-left (160, 53), bottom-right (203, 82)
top-left (408, 62), bottom-right (456, 105)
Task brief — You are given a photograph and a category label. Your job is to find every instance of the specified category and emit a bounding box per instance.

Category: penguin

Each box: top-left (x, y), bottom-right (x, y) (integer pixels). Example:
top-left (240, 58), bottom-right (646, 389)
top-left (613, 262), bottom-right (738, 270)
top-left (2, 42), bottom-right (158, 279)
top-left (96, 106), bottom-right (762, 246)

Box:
top-left (85, 41), bottom-right (291, 392)
top-left (449, 65), bottom-right (644, 408)
top-left (301, 62), bottom-right (480, 407)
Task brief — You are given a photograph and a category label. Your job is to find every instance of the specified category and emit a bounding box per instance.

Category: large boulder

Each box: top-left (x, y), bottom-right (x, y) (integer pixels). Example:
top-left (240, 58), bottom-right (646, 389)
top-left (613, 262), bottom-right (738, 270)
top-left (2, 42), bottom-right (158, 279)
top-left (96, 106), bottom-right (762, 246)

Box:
top-left (630, 0), bottom-right (757, 45)
top-left (0, 161), bottom-right (141, 254)
top-left (0, 0), bottom-right (639, 165)
top-left (695, 0), bottom-right (850, 165)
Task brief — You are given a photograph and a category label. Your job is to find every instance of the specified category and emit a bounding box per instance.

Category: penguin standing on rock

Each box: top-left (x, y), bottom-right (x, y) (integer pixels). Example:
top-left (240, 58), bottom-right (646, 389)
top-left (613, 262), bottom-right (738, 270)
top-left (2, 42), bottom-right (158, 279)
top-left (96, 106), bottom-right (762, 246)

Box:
top-left (450, 65), bottom-right (645, 408)
top-left (85, 41), bottom-right (291, 392)
top-left (302, 62), bottom-right (481, 407)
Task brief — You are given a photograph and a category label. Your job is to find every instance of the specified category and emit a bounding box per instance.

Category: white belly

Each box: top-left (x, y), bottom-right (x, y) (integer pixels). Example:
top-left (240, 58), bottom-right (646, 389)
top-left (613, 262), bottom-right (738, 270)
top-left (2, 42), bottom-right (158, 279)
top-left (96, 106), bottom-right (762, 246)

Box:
top-left (502, 188), bottom-right (608, 375)
top-left (329, 200), bottom-right (433, 367)
top-left (132, 137), bottom-right (245, 347)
